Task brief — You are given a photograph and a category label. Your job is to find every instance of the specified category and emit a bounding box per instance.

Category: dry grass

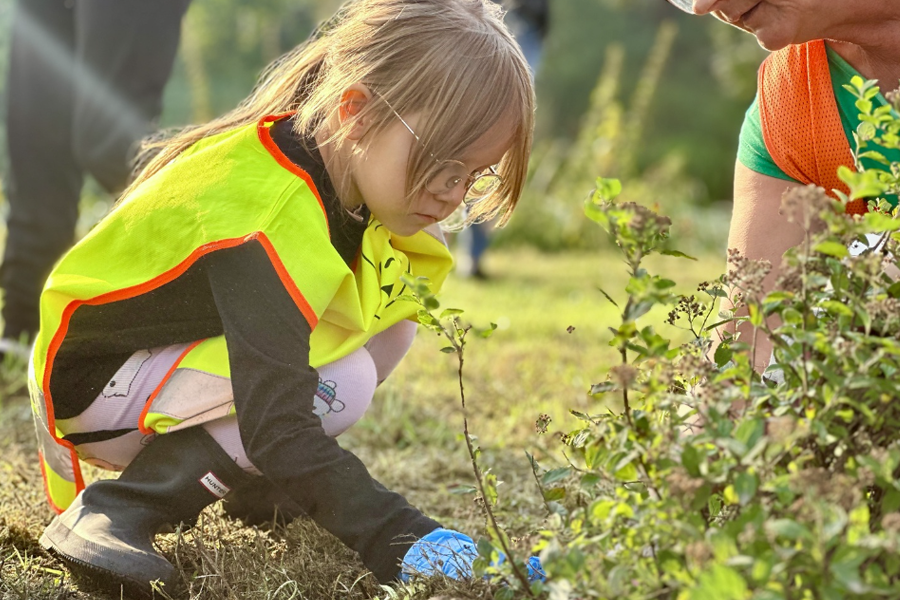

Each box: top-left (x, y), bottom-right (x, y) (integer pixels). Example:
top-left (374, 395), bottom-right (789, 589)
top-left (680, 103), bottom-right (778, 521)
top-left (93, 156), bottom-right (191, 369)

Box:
top-left (0, 247), bottom-right (722, 599)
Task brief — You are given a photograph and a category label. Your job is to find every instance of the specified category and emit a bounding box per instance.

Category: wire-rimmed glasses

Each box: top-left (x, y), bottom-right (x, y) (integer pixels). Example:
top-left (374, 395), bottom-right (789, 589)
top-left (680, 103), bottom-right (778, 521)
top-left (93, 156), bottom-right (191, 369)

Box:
top-left (380, 99), bottom-right (503, 206)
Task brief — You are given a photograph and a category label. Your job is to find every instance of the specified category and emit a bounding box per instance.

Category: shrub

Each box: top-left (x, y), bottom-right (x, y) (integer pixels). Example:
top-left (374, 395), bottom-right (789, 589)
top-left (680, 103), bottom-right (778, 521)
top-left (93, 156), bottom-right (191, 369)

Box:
top-left (407, 76), bottom-right (900, 599)
top-left (516, 75), bottom-right (900, 599)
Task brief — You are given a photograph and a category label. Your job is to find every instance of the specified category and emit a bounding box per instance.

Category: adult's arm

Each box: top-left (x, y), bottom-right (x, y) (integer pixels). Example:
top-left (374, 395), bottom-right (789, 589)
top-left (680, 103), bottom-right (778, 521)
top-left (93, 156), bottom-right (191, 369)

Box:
top-left (718, 161), bottom-right (806, 373)
top-left (205, 240), bottom-right (440, 583)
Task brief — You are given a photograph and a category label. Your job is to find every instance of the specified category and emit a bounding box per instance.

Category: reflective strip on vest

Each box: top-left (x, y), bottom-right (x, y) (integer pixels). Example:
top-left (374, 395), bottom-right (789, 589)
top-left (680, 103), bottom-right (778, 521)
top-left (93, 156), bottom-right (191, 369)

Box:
top-left (30, 356), bottom-right (82, 512)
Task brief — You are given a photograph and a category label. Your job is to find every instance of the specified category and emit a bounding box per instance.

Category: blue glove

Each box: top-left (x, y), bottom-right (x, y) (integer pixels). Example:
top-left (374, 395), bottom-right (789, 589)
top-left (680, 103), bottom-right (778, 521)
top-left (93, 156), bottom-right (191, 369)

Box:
top-left (525, 556), bottom-right (546, 581)
top-left (400, 528), bottom-right (546, 583)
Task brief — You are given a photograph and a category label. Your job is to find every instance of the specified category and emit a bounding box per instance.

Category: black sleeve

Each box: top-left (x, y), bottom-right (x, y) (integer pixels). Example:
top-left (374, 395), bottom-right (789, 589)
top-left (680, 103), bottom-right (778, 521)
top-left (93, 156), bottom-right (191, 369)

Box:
top-left (205, 240), bottom-right (440, 582)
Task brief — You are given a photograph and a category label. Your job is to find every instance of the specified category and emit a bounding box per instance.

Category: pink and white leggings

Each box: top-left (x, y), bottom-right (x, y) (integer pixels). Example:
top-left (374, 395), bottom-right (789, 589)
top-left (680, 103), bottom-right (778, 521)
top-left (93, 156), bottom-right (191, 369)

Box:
top-left (55, 320), bottom-right (417, 475)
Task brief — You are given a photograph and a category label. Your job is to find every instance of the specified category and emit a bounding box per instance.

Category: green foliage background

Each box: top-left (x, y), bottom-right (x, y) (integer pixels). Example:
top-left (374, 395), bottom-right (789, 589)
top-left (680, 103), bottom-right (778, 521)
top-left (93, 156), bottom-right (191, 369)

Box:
top-left (157, 0), bottom-right (764, 208)
top-left (158, 0), bottom-right (764, 203)
top-left (0, 0), bottom-right (765, 249)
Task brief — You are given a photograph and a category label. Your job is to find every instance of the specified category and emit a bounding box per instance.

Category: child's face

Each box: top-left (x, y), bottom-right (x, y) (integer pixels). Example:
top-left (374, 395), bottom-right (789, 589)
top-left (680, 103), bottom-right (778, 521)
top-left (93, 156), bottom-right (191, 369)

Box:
top-left (348, 113), bottom-right (514, 237)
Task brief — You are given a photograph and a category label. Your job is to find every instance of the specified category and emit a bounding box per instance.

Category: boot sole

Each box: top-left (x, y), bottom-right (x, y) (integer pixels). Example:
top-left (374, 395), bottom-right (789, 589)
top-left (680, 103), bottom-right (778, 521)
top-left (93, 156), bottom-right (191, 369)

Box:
top-left (40, 517), bottom-right (176, 598)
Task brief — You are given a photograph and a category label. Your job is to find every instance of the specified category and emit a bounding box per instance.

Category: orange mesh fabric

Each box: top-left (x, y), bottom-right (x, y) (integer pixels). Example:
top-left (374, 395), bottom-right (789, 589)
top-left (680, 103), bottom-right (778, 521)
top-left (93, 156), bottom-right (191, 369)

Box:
top-left (758, 40), bottom-right (865, 214)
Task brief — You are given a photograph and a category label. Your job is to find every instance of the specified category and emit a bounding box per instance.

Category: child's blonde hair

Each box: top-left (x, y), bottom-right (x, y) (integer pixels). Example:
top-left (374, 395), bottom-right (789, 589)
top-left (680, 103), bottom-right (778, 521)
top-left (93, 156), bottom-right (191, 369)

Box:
top-left (130, 0), bottom-right (534, 226)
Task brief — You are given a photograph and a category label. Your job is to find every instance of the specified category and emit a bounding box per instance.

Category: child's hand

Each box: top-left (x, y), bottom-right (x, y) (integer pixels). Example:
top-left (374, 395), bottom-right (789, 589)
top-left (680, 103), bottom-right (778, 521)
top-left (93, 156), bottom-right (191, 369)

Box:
top-left (399, 528), bottom-right (545, 583)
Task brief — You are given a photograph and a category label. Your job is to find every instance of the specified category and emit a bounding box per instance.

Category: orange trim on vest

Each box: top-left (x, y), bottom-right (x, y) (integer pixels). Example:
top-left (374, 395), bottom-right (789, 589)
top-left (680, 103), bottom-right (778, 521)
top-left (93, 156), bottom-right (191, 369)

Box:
top-left (40, 232), bottom-right (321, 499)
top-left (138, 339), bottom-right (205, 434)
top-left (257, 113), bottom-right (332, 234)
top-left (758, 40), bottom-right (867, 214)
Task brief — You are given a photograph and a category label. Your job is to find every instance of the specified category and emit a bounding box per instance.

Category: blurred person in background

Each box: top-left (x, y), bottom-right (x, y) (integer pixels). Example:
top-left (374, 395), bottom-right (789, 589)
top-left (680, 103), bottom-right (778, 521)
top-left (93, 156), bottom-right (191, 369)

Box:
top-left (0, 0), bottom-right (191, 358)
top-left (456, 0), bottom-right (549, 279)
top-left (666, 0), bottom-right (900, 371)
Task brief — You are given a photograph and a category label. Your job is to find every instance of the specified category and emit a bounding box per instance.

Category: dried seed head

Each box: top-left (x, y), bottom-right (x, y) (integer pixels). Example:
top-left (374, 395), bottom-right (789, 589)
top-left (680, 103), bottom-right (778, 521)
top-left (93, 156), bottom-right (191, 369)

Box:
top-left (610, 364), bottom-right (639, 389)
top-left (779, 184), bottom-right (832, 231)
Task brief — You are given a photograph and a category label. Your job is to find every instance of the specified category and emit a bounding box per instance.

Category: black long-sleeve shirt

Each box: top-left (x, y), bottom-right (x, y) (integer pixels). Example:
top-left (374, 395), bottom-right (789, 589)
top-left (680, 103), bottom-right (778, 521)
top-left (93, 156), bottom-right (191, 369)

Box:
top-left (51, 119), bottom-right (440, 582)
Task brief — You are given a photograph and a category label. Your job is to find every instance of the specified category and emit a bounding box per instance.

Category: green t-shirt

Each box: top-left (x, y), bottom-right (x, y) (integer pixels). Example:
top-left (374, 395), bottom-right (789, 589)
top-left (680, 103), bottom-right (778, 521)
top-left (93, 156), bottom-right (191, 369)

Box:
top-left (738, 45), bottom-right (900, 186)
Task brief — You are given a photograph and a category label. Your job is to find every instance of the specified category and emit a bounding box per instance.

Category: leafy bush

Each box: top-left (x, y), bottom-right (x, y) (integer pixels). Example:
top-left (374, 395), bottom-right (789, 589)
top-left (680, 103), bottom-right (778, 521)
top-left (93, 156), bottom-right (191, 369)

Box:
top-left (523, 75), bottom-right (900, 599)
top-left (412, 77), bottom-right (900, 599)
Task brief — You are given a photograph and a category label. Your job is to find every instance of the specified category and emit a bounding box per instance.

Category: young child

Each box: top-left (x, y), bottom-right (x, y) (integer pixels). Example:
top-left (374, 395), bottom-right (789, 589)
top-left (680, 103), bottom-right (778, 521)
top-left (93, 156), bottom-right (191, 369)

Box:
top-left (30, 0), bottom-right (539, 593)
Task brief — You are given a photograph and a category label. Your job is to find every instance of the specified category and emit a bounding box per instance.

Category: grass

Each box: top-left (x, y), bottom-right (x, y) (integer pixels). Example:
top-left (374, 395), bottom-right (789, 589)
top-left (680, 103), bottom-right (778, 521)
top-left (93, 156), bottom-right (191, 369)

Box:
top-left (0, 246), bottom-right (722, 599)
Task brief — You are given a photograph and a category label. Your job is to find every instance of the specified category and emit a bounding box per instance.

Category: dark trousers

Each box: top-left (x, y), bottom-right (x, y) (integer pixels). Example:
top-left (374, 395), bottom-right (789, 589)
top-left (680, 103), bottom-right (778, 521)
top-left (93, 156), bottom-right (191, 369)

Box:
top-left (1, 0), bottom-right (190, 340)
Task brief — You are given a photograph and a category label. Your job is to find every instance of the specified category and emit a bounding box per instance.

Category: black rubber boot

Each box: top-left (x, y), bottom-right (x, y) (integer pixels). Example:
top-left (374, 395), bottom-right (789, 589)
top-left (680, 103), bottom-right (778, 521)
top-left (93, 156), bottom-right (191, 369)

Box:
top-left (40, 428), bottom-right (253, 597)
top-left (223, 476), bottom-right (307, 529)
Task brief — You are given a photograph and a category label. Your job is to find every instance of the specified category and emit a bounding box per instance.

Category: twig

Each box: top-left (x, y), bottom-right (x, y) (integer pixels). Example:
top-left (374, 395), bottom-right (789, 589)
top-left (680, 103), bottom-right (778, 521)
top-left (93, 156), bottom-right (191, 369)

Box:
top-left (526, 452), bottom-right (555, 517)
top-left (443, 317), bottom-right (537, 597)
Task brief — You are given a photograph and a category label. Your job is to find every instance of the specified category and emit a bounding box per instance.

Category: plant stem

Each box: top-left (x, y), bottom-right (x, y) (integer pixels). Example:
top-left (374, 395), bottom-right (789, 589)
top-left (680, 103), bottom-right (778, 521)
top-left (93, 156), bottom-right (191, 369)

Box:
top-left (448, 320), bottom-right (537, 597)
top-left (621, 346), bottom-right (634, 428)
top-left (527, 453), bottom-right (556, 516)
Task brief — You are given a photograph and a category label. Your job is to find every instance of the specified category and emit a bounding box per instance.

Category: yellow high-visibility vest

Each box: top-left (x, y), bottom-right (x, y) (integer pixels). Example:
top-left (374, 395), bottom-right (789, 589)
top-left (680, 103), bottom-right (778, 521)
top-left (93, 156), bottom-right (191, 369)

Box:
top-left (31, 114), bottom-right (452, 512)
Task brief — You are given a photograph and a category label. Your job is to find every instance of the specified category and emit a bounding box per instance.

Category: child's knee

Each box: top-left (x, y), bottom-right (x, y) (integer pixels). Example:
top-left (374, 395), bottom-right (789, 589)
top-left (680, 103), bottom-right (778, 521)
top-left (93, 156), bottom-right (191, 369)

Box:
top-left (316, 347), bottom-right (378, 436)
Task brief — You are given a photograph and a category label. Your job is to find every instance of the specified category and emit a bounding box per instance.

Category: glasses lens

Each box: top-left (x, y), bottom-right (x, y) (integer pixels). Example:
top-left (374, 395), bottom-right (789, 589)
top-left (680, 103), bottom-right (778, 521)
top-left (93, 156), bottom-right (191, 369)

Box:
top-left (465, 174), bottom-right (501, 203)
top-left (440, 203), bottom-right (469, 233)
top-left (424, 161), bottom-right (469, 195)
top-left (666, 0), bottom-right (695, 13)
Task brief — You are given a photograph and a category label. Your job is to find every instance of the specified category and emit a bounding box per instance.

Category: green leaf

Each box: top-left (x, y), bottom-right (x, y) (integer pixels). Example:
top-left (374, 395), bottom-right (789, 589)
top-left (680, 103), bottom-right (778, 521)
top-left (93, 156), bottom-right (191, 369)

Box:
top-left (821, 300), bottom-right (854, 317)
top-left (482, 472), bottom-right (499, 507)
top-left (543, 487), bottom-right (566, 501)
top-left (416, 310), bottom-right (440, 327)
top-left (734, 471), bottom-right (758, 506)
top-left (580, 473), bottom-right (602, 489)
top-left (714, 343), bottom-right (733, 368)
top-left (494, 588), bottom-right (515, 600)
top-left (733, 418), bottom-right (765, 449)
top-left (475, 322), bottom-right (498, 338)
top-left (440, 346), bottom-right (457, 354)
top-left (765, 518), bottom-right (812, 541)
top-left (661, 249), bottom-right (698, 261)
top-left (624, 300), bottom-right (654, 322)
top-left (682, 444), bottom-right (703, 477)
top-left (689, 565), bottom-right (748, 600)
top-left (857, 121), bottom-right (877, 141)
top-left (448, 484), bottom-right (477, 495)
top-left (439, 308), bottom-right (464, 318)
top-left (541, 468), bottom-right (572, 486)
top-left (855, 98), bottom-right (874, 115)
top-left (838, 165), bottom-right (889, 201)
top-left (614, 461), bottom-right (638, 482)
top-left (592, 177), bottom-right (622, 202)
top-left (748, 303), bottom-right (763, 327)
top-left (596, 287), bottom-right (620, 308)
top-left (723, 484), bottom-right (739, 505)
top-left (858, 150), bottom-right (889, 164)
top-left (814, 241), bottom-right (850, 258)
top-left (830, 547), bottom-right (868, 593)
top-left (590, 499), bottom-right (615, 521)
top-left (590, 381), bottom-right (617, 396)
top-left (863, 211), bottom-right (900, 232)
top-left (476, 537), bottom-right (495, 559)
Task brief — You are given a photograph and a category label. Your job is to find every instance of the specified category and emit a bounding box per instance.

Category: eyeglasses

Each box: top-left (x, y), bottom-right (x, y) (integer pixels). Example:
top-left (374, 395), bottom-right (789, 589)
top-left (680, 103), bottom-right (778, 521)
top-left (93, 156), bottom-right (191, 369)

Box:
top-left (381, 99), bottom-right (503, 206)
top-left (665, 0), bottom-right (696, 13)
